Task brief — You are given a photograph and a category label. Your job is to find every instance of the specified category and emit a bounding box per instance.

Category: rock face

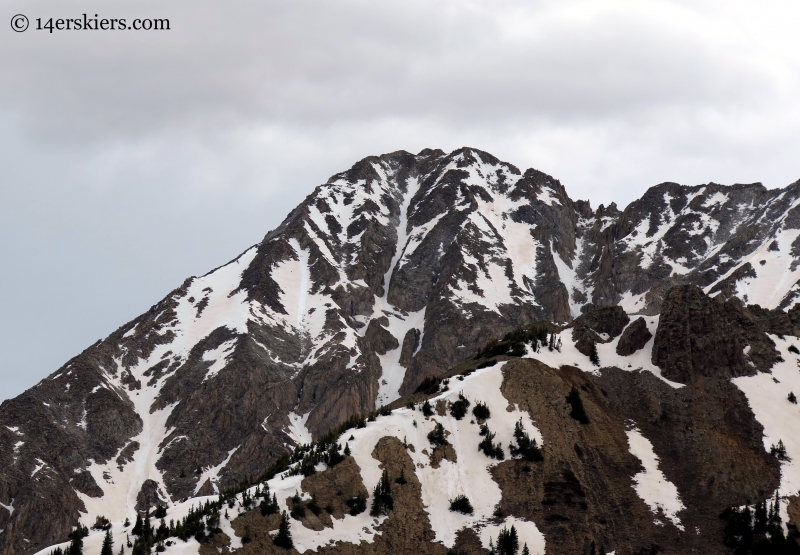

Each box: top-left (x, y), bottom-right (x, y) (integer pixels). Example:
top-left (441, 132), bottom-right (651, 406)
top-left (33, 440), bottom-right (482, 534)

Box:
top-left (615, 317), bottom-right (652, 356)
top-left (571, 306), bottom-right (629, 356)
top-left (3, 147), bottom-right (800, 555)
top-left (652, 285), bottom-right (785, 383)
top-left (498, 358), bottom-right (779, 554)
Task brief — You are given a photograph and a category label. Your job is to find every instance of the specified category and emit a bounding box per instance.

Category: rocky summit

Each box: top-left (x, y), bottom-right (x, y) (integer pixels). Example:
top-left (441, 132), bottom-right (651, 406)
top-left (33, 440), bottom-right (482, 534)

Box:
top-left (3, 147), bottom-right (800, 555)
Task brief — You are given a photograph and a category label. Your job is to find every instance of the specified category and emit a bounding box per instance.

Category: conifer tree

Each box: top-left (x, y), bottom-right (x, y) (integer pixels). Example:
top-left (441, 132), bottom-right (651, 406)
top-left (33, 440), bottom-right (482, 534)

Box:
top-left (521, 544), bottom-right (530, 555)
top-left (67, 529), bottom-right (84, 555)
top-left (118, 545), bottom-right (124, 555)
top-left (344, 442), bottom-right (351, 456)
top-left (370, 469), bottom-right (394, 516)
top-left (100, 530), bottom-right (113, 555)
top-left (273, 511), bottom-right (293, 549)
top-left (589, 341), bottom-right (599, 366)
top-left (496, 525), bottom-right (519, 555)
top-left (131, 515), bottom-right (143, 536)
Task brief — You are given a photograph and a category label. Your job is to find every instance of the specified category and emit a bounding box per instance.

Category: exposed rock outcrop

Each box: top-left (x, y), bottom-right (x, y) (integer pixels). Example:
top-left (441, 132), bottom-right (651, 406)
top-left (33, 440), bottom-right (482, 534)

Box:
top-left (652, 285), bottom-right (783, 383)
top-left (615, 317), bottom-right (652, 356)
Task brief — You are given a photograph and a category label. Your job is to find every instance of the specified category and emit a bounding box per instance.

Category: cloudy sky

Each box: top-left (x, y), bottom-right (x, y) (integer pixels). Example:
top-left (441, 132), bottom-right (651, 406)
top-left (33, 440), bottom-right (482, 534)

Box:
top-left (1, 0), bottom-right (799, 400)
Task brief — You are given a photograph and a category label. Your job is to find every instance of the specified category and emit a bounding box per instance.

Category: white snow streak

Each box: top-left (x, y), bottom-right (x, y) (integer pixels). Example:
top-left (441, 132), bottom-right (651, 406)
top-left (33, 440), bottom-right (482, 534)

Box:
top-left (733, 334), bottom-right (800, 527)
top-left (286, 411), bottom-right (313, 446)
top-left (201, 338), bottom-right (238, 382)
top-left (626, 427), bottom-right (685, 530)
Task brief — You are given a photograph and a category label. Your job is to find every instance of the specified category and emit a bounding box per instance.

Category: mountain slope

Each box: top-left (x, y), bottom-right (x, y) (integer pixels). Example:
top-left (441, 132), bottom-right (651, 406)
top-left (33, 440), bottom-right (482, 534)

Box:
top-left (2, 147), bottom-right (800, 555)
top-left (29, 287), bottom-right (800, 555)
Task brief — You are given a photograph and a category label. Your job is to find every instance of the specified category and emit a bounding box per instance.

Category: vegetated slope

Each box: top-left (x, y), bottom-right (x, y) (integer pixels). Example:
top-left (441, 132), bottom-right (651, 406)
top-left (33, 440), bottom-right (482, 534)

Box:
top-left (32, 286), bottom-right (800, 555)
top-left (2, 147), bottom-right (800, 555)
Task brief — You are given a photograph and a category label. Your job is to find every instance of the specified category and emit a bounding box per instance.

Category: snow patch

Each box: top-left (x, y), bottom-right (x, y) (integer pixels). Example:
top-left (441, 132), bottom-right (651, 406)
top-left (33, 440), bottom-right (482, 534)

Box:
top-left (346, 362), bottom-right (544, 548)
top-left (626, 427), bottom-right (685, 530)
top-left (733, 334), bottom-right (800, 526)
top-left (451, 260), bottom-right (514, 314)
top-left (201, 338), bottom-right (238, 382)
top-left (286, 411), bottom-right (313, 446)
top-left (0, 500), bottom-right (13, 516)
top-left (525, 318), bottom-right (683, 389)
top-left (478, 517), bottom-right (545, 555)
top-left (193, 447), bottom-right (238, 495)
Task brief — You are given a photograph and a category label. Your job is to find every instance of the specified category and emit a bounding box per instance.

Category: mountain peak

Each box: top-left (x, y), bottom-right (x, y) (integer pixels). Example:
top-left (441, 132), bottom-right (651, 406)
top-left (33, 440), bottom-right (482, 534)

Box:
top-left (3, 149), bottom-right (800, 555)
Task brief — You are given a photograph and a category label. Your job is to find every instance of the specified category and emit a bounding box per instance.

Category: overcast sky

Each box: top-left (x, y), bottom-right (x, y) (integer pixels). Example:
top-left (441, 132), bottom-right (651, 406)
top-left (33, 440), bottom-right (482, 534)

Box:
top-left (1, 0), bottom-right (799, 400)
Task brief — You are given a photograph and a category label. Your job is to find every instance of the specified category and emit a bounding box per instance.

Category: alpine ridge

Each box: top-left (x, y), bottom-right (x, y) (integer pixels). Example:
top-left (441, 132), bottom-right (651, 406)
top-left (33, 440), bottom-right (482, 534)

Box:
top-left (3, 147), bottom-right (800, 555)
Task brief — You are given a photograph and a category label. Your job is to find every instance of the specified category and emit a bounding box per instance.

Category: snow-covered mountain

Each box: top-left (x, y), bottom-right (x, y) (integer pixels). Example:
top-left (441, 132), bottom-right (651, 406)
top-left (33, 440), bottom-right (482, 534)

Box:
top-left (2, 147), bottom-right (800, 555)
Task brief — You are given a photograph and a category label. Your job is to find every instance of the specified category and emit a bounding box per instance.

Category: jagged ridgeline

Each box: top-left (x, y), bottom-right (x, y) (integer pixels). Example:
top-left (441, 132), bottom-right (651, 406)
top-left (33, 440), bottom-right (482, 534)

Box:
top-left (3, 147), bottom-right (800, 555)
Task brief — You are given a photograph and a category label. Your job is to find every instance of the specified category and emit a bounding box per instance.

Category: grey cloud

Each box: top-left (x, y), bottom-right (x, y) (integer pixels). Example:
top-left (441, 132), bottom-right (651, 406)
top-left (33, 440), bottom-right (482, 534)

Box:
top-left (1, 0), bottom-right (781, 144)
top-left (1, 0), bottom-right (800, 399)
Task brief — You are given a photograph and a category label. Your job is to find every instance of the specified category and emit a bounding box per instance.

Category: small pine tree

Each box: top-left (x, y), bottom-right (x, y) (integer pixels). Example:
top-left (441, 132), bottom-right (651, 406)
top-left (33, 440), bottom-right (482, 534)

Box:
top-left (790, 392), bottom-right (797, 404)
top-left (67, 531), bottom-right (83, 555)
top-left (100, 530), bottom-right (113, 555)
top-left (344, 442), bottom-right (351, 456)
top-left (117, 545), bottom-right (124, 555)
top-left (131, 515), bottom-right (143, 536)
top-left (770, 439), bottom-right (791, 461)
top-left (370, 470), bottom-right (394, 516)
top-left (496, 525), bottom-right (519, 555)
top-left (427, 422), bottom-right (449, 446)
top-left (449, 494), bottom-right (473, 514)
top-left (509, 419), bottom-right (543, 461)
top-left (521, 544), bottom-right (530, 555)
top-left (273, 511), bottom-right (294, 549)
top-left (589, 341), bottom-right (599, 366)
top-left (472, 401), bottom-right (491, 420)
top-left (449, 393), bottom-right (470, 420)
top-left (422, 400), bottom-right (434, 417)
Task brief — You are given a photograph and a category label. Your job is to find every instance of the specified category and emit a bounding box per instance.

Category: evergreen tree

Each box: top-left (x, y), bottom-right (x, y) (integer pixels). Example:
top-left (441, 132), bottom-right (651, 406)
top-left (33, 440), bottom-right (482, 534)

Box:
top-left (449, 393), bottom-right (470, 420)
top-left (478, 425), bottom-right (505, 460)
top-left (273, 511), bottom-right (293, 549)
top-left (496, 525), bottom-right (519, 555)
top-left (100, 530), bottom-right (113, 555)
top-left (131, 515), bottom-right (143, 536)
top-left (260, 492), bottom-right (280, 516)
top-left (118, 545), bottom-right (124, 555)
top-left (427, 422), bottom-right (449, 446)
top-left (589, 341), bottom-right (599, 366)
top-left (370, 469), bottom-right (394, 516)
top-left (344, 442), bottom-right (351, 456)
top-left (472, 401), bottom-right (491, 421)
top-left (67, 528), bottom-right (85, 555)
top-left (521, 544), bottom-right (530, 555)
top-left (509, 419), bottom-right (543, 461)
